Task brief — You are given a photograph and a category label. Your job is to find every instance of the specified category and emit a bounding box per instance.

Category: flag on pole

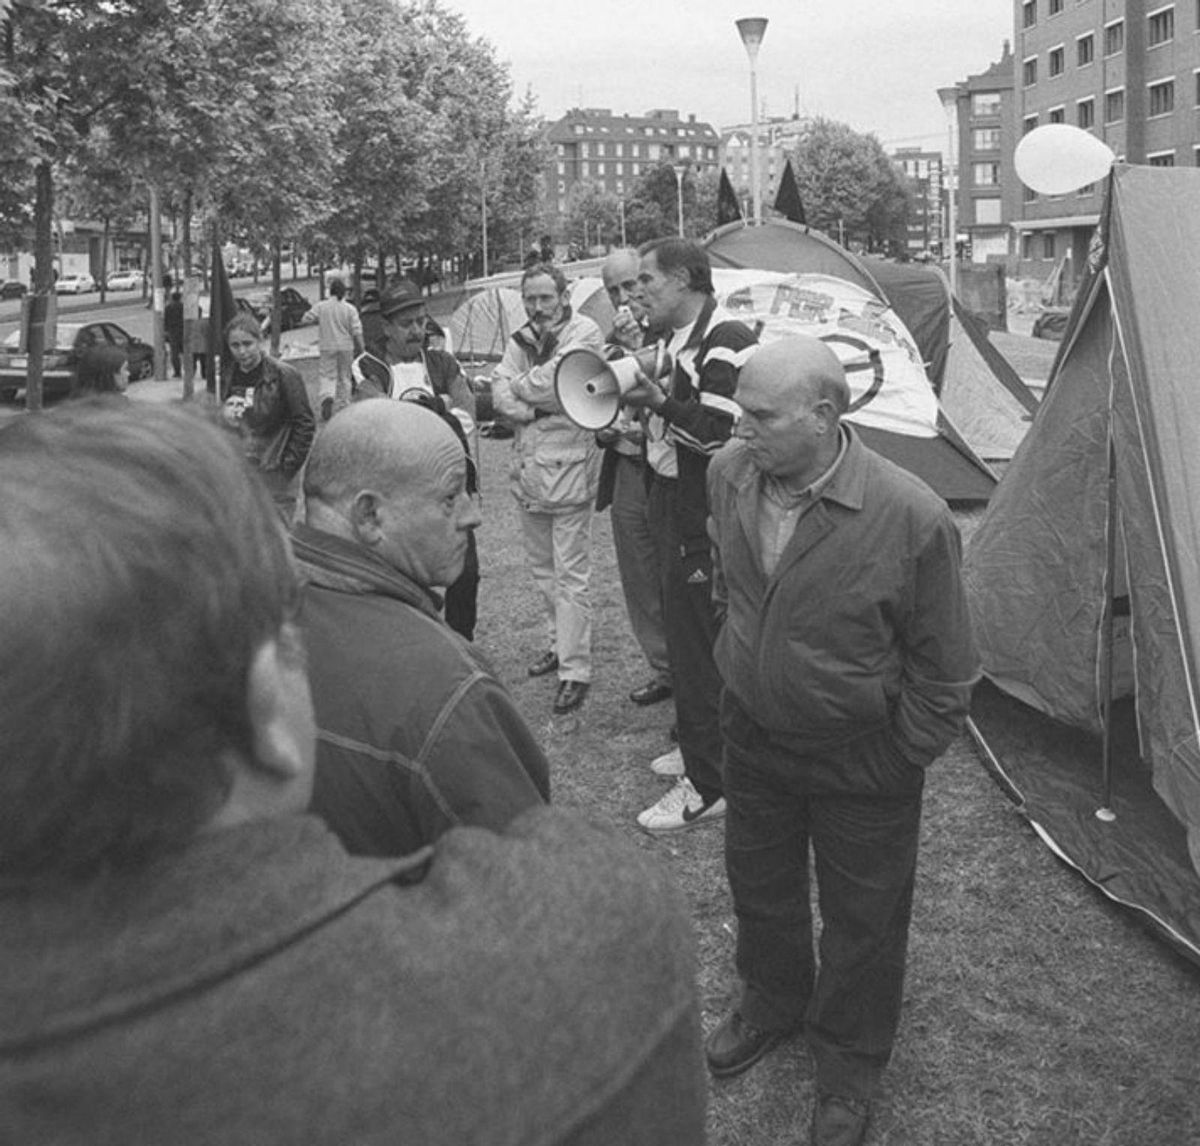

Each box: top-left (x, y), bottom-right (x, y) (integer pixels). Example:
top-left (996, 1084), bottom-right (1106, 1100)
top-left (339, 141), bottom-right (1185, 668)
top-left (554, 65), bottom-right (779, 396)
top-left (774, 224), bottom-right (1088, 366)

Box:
top-left (206, 231), bottom-right (237, 399)
top-left (717, 168), bottom-right (743, 226)
top-left (774, 159), bottom-right (807, 225)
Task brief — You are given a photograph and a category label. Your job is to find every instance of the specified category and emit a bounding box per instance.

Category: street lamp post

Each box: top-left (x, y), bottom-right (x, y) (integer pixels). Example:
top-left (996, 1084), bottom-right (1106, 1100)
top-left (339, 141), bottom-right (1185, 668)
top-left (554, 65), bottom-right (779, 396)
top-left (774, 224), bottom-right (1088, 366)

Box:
top-left (619, 198), bottom-right (627, 247)
top-left (736, 17), bottom-right (769, 226)
top-left (937, 85), bottom-right (959, 298)
top-left (479, 159), bottom-right (489, 279)
top-left (672, 164), bottom-right (687, 237)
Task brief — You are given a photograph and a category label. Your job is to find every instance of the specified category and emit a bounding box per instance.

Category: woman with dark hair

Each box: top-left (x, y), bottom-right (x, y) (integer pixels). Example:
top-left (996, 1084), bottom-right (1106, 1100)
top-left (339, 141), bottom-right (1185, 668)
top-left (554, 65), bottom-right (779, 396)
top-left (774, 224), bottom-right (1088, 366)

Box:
top-left (71, 344), bottom-right (130, 398)
top-left (222, 312), bottom-right (315, 517)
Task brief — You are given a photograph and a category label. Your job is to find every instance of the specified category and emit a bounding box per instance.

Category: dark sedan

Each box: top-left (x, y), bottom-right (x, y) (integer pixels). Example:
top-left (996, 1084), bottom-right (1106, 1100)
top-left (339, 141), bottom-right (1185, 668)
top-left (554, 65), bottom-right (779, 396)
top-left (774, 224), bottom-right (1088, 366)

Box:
top-left (0, 281), bottom-right (27, 300)
top-left (0, 321), bottom-right (154, 401)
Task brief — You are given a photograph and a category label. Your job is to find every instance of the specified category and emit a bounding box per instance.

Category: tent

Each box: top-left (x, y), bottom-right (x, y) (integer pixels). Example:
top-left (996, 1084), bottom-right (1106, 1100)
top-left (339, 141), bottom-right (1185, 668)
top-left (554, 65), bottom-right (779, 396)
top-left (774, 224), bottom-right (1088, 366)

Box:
top-left (447, 286), bottom-right (528, 363)
top-left (704, 220), bottom-right (997, 502)
top-left (965, 164), bottom-right (1200, 963)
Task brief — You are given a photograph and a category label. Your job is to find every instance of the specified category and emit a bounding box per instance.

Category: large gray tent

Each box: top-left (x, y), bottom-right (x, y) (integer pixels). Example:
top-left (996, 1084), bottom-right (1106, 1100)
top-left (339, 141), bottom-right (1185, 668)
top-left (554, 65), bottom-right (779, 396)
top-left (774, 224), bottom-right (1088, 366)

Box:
top-left (965, 164), bottom-right (1200, 961)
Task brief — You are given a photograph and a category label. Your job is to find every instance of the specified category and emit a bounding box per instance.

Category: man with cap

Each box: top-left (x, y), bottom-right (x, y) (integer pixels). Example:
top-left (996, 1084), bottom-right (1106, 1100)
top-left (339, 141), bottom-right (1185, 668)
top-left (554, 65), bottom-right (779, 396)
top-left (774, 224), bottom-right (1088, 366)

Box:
top-left (491, 263), bottom-right (605, 716)
top-left (374, 279), bottom-right (481, 641)
top-left (594, 248), bottom-right (673, 712)
top-left (293, 399), bottom-right (550, 857)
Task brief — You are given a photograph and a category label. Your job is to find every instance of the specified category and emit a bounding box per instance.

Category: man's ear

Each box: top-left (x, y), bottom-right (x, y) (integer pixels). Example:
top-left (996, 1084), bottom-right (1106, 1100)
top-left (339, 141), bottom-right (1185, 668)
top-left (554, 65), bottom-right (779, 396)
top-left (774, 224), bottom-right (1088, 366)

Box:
top-left (245, 635), bottom-right (313, 783)
top-left (349, 490), bottom-right (383, 544)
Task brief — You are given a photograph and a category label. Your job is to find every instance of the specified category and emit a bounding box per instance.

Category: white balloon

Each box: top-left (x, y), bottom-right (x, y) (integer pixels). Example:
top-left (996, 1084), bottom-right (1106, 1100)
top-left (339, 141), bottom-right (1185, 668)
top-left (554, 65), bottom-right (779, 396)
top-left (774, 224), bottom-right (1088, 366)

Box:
top-left (1015, 124), bottom-right (1115, 196)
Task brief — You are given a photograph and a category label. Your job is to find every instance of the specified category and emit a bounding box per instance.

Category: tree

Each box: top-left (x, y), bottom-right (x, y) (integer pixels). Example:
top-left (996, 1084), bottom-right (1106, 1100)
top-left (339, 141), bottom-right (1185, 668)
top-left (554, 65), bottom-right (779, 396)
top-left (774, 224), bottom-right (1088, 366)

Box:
top-left (787, 117), bottom-right (912, 252)
top-left (621, 162), bottom-right (716, 246)
top-left (565, 180), bottom-right (620, 253)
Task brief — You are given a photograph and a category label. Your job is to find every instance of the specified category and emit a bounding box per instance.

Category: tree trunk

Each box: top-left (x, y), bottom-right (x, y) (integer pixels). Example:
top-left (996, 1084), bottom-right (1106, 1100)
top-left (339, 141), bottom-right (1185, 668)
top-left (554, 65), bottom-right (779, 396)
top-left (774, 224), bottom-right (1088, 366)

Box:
top-left (271, 239), bottom-right (282, 357)
top-left (25, 160), bottom-right (55, 413)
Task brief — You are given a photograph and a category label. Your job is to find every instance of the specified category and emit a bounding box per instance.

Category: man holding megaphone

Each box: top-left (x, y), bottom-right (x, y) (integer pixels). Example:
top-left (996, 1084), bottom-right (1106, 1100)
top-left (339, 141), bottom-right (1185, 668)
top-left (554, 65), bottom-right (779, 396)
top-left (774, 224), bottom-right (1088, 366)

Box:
top-left (618, 238), bottom-right (758, 835)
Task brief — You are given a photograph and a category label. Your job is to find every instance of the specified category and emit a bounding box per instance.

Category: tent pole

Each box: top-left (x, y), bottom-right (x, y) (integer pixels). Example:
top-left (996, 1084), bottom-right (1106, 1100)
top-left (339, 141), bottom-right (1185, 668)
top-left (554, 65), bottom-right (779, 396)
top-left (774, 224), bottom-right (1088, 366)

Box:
top-left (1097, 434), bottom-right (1118, 823)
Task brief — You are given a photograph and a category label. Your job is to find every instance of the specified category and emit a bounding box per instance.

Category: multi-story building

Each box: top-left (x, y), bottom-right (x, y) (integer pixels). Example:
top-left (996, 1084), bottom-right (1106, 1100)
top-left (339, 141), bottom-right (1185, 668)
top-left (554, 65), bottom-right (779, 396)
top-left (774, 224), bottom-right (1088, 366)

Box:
top-left (891, 148), bottom-right (946, 258)
top-left (942, 43), bottom-right (1019, 267)
top-left (543, 107), bottom-right (720, 238)
top-left (1013, 0), bottom-right (1200, 284)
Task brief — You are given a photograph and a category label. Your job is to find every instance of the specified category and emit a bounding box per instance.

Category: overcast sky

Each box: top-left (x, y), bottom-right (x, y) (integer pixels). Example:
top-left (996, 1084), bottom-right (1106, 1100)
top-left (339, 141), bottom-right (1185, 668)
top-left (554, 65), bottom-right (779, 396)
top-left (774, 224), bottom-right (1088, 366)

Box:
top-left (446, 0), bottom-right (1013, 151)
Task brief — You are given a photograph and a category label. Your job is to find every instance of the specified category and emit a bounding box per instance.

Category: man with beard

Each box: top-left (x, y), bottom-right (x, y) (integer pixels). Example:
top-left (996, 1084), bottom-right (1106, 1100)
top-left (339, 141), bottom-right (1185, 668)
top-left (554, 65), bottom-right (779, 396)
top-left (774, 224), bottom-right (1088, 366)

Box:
top-left (491, 264), bottom-right (604, 716)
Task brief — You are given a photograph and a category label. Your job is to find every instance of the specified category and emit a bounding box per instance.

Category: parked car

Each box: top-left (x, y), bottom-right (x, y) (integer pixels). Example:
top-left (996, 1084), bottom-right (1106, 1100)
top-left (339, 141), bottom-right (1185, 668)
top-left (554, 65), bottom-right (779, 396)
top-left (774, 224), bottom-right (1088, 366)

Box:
top-left (0, 321), bottom-right (154, 401)
top-left (239, 287), bottom-right (311, 333)
top-left (105, 270), bottom-right (145, 291)
top-left (0, 280), bottom-right (27, 300)
top-left (55, 273), bottom-right (97, 295)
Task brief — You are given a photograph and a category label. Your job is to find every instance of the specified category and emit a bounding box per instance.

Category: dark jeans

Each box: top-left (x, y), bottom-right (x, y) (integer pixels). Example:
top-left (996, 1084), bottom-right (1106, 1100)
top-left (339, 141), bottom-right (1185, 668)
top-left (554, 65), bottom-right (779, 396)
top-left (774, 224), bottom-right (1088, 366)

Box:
top-left (444, 531), bottom-right (479, 642)
top-left (647, 472), bottom-right (723, 803)
top-left (721, 688), bottom-right (925, 1103)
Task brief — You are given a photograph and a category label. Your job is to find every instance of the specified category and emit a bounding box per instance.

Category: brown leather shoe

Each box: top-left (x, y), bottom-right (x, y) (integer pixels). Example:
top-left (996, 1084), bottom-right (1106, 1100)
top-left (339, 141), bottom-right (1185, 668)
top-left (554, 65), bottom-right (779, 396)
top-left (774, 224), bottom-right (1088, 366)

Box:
top-left (705, 1010), bottom-right (797, 1079)
top-left (527, 651), bottom-right (559, 678)
top-left (811, 1091), bottom-right (870, 1146)
top-left (553, 680), bottom-right (589, 714)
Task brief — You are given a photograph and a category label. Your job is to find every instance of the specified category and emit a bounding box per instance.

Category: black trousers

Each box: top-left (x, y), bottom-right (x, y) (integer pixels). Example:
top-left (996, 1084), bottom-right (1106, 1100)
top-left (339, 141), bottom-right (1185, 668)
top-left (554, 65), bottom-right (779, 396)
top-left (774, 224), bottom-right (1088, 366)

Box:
top-left (444, 530), bottom-right (479, 642)
top-left (721, 689), bottom-right (925, 1102)
top-left (647, 472), bottom-right (723, 803)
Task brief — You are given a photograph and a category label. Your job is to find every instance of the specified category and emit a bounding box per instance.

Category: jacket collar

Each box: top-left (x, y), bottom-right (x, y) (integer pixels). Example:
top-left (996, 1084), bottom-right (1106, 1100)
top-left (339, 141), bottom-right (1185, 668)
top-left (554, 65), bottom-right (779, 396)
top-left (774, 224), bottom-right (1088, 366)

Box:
top-left (512, 305), bottom-right (574, 365)
top-left (290, 523), bottom-right (443, 616)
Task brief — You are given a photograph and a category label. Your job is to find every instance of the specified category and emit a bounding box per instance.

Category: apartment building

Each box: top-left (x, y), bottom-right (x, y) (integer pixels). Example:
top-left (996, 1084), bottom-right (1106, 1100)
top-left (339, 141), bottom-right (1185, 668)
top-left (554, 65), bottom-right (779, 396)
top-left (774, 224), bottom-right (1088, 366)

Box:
top-left (543, 108), bottom-right (720, 237)
top-left (942, 43), bottom-right (1020, 267)
top-left (891, 148), bottom-right (946, 258)
top-left (1014, 0), bottom-right (1200, 280)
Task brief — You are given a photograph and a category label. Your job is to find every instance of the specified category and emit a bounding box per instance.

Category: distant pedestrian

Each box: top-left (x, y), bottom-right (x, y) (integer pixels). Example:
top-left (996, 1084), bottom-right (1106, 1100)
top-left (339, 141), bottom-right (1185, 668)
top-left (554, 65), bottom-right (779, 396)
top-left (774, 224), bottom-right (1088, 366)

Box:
top-left (303, 277), bottom-right (363, 421)
top-left (223, 312), bottom-right (315, 519)
top-left (71, 344), bottom-right (129, 398)
top-left (164, 291), bottom-right (184, 379)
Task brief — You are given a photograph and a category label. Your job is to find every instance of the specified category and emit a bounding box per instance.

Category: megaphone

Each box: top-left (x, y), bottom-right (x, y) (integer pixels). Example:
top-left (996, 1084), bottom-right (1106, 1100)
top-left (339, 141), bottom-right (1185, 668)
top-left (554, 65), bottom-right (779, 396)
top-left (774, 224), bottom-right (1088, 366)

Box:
top-left (554, 344), bottom-right (672, 431)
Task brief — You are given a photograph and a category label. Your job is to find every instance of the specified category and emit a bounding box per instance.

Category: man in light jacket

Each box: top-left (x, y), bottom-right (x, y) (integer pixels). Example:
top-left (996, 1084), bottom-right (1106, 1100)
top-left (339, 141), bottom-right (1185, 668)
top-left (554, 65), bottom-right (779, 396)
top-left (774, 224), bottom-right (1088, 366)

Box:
top-left (491, 263), bottom-right (604, 716)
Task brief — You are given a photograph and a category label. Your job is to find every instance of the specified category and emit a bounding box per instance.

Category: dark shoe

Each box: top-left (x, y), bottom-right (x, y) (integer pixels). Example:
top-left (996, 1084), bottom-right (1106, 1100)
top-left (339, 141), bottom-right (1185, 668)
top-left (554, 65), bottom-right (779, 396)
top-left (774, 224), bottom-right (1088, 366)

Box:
top-left (553, 680), bottom-right (589, 714)
top-left (705, 1010), bottom-right (797, 1079)
top-left (527, 651), bottom-right (559, 678)
top-left (629, 678), bottom-right (673, 706)
top-left (320, 396), bottom-right (334, 422)
top-left (811, 1091), bottom-right (870, 1146)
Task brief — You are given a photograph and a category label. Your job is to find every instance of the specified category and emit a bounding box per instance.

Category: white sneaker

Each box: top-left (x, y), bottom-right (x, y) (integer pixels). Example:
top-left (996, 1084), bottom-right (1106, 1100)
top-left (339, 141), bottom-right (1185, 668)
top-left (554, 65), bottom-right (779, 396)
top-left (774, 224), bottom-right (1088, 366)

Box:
top-left (637, 777), bottom-right (726, 834)
top-left (650, 747), bottom-right (684, 777)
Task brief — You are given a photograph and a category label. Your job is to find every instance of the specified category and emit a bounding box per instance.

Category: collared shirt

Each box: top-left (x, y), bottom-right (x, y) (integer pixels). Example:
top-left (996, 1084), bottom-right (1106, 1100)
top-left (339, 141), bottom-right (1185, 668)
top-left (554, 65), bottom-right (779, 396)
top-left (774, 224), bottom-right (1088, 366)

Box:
top-left (645, 322), bottom-right (693, 479)
top-left (756, 425), bottom-right (849, 576)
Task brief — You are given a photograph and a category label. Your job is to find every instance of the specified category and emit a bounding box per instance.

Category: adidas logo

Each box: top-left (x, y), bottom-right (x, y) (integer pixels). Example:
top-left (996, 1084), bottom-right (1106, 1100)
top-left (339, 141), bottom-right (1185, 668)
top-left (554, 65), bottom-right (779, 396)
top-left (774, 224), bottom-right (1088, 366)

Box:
top-left (686, 568), bottom-right (709, 585)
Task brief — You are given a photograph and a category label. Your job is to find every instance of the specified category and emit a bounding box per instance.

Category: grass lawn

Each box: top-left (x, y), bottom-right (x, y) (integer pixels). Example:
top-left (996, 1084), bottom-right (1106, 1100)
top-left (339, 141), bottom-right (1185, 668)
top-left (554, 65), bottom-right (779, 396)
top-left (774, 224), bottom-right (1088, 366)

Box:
top-left (468, 440), bottom-right (1200, 1146)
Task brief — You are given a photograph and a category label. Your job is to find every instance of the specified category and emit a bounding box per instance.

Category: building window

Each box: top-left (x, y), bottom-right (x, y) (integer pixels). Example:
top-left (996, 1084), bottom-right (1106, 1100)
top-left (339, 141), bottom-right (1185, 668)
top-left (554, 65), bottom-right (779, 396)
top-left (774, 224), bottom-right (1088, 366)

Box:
top-left (1024, 113), bottom-right (1040, 134)
top-left (616, 162), bottom-right (624, 175)
top-left (632, 163), bottom-right (641, 176)
top-left (1023, 56), bottom-right (1038, 86)
top-left (596, 142), bottom-right (605, 157)
top-left (1077, 182), bottom-right (1097, 196)
top-left (1023, 0), bottom-right (1037, 25)
top-left (557, 180), bottom-right (565, 193)
top-left (1022, 233), bottom-right (1035, 259)
top-left (556, 144), bottom-right (565, 157)
top-left (1042, 232), bottom-right (1056, 259)
top-left (972, 91), bottom-right (1002, 115)
top-left (1048, 106), bottom-right (1066, 123)
top-left (976, 199), bottom-right (1002, 225)
top-left (581, 142), bottom-right (590, 157)
top-left (972, 127), bottom-right (1001, 150)
top-left (1148, 149), bottom-right (1176, 165)
top-left (1104, 87), bottom-right (1125, 122)
top-left (1024, 184), bottom-right (1038, 202)
top-left (556, 162), bottom-right (565, 175)
top-left (631, 143), bottom-right (640, 157)
top-left (597, 162), bottom-right (606, 175)
top-left (1049, 46), bottom-right (1065, 75)
top-left (1077, 97), bottom-right (1095, 128)
top-left (558, 197), bottom-right (566, 212)
top-left (1077, 32), bottom-right (1095, 65)
top-left (1104, 19), bottom-right (1124, 55)
top-left (972, 161), bottom-right (1000, 185)
top-left (1148, 6), bottom-right (1175, 45)
top-left (573, 124), bottom-right (584, 135)
top-left (1049, 0), bottom-right (1064, 12)
top-left (581, 161), bottom-right (589, 176)
top-left (1149, 79), bottom-right (1175, 116)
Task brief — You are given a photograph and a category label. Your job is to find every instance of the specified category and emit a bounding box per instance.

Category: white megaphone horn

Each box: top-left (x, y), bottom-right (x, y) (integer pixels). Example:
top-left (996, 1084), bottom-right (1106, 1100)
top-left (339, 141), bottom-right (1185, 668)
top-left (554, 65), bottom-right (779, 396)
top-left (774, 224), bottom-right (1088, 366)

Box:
top-left (554, 344), bottom-right (672, 431)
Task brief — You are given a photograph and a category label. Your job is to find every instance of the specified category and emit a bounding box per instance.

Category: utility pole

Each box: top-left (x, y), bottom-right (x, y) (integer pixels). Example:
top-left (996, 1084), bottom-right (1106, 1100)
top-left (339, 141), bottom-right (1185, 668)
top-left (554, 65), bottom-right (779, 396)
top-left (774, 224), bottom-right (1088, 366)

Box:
top-left (149, 184), bottom-right (165, 380)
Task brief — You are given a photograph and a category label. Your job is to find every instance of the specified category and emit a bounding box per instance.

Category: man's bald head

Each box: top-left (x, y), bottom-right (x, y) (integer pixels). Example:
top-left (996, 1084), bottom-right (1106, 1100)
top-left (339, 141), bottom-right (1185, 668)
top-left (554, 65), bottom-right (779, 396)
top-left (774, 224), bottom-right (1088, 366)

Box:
top-left (303, 399), bottom-right (479, 588)
top-left (304, 399), bottom-right (461, 511)
top-left (601, 248), bottom-right (640, 291)
top-left (733, 336), bottom-right (849, 484)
